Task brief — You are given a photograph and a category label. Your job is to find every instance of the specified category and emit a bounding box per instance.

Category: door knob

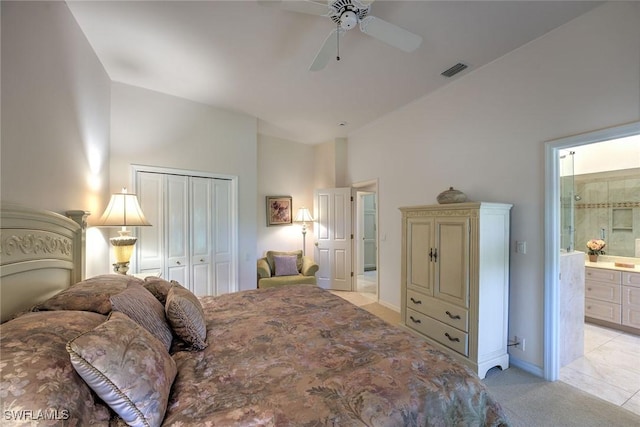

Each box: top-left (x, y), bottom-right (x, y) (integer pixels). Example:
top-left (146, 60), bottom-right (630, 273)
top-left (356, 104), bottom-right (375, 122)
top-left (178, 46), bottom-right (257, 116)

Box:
top-left (315, 242), bottom-right (319, 246)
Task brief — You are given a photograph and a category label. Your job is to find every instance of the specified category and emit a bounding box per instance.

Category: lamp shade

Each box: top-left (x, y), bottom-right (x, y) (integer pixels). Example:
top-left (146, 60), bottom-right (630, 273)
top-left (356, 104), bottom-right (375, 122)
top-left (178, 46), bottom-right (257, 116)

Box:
top-left (98, 190), bottom-right (151, 227)
top-left (294, 208), bottom-right (314, 223)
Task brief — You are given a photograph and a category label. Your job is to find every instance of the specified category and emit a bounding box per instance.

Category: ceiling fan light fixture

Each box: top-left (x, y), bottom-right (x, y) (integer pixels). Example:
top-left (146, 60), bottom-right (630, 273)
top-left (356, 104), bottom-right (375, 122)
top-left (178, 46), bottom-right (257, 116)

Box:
top-left (287, 0), bottom-right (422, 71)
top-left (340, 10), bottom-right (358, 30)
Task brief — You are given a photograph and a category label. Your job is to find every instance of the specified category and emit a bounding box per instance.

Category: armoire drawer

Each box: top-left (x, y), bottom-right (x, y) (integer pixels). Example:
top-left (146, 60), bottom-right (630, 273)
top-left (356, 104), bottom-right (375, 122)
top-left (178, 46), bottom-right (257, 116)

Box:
top-left (406, 309), bottom-right (469, 356)
top-left (585, 298), bottom-right (621, 323)
top-left (585, 280), bottom-right (621, 303)
top-left (406, 290), bottom-right (469, 332)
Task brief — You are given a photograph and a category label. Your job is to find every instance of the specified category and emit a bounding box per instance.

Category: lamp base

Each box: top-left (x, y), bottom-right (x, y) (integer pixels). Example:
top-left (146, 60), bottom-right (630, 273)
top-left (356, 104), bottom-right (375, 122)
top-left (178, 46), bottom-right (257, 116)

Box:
top-left (112, 262), bottom-right (130, 275)
top-left (109, 231), bottom-right (136, 275)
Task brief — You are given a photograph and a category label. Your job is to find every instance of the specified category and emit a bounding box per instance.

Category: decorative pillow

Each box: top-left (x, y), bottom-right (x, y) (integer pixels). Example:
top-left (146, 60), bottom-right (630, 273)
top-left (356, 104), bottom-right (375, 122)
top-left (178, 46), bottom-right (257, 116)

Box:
top-left (165, 284), bottom-right (208, 350)
top-left (142, 276), bottom-right (173, 304)
top-left (67, 312), bottom-right (177, 427)
top-left (0, 311), bottom-right (111, 424)
top-left (273, 255), bottom-right (300, 276)
top-left (33, 274), bottom-right (143, 314)
top-left (110, 284), bottom-right (173, 351)
top-left (266, 250), bottom-right (303, 273)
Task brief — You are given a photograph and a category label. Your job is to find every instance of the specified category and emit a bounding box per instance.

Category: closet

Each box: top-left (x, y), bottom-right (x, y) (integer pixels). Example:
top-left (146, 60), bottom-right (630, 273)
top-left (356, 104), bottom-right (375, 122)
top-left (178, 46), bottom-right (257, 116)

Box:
top-left (134, 169), bottom-right (235, 296)
top-left (400, 202), bottom-right (511, 378)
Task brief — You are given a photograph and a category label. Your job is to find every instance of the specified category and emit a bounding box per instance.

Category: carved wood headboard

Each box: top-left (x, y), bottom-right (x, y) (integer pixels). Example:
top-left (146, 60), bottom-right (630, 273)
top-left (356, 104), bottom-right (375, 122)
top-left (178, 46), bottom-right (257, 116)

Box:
top-left (0, 203), bottom-right (87, 322)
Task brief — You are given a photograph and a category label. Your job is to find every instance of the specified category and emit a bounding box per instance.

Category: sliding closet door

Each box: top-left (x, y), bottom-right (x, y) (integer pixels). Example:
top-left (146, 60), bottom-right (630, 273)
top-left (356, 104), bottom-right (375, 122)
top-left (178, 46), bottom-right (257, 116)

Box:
top-left (134, 168), bottom-right (237, 295)
top-left (190, 177), bottom-right (213, 295)
top-left (137, 172), bottom-right (164, 274)
top-left (166, 175), bottom-right (189, 286)
top-left (213, 179), bottom-right (232, 295)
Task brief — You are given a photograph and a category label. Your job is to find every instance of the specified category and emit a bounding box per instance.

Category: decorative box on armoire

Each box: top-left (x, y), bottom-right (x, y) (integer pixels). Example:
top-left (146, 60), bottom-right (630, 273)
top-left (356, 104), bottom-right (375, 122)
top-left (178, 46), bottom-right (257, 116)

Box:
top-left (400, 202), bottom-right (512, 379)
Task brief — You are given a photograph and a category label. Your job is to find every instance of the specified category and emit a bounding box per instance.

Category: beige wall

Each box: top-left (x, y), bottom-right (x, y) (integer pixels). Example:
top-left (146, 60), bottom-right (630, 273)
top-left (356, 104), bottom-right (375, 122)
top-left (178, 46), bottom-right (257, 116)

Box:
top-left (257, 134), bottom-right (316, 258)
top-left (314, 138), bottom-right (349, 189)
top-left (110, 83), bottom-right (258, 291)
top-left (346, 2), bottom-right (640, 371)
top-left (0, 1), bottom-right (316, 287)
top-left (1, 1), bottom-right (112, 276)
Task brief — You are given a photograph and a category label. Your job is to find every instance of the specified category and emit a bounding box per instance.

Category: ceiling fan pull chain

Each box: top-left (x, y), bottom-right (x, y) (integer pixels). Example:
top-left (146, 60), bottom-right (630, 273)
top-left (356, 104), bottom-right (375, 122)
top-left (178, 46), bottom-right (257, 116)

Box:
top-left (336, 23), bottom-right (340, 61)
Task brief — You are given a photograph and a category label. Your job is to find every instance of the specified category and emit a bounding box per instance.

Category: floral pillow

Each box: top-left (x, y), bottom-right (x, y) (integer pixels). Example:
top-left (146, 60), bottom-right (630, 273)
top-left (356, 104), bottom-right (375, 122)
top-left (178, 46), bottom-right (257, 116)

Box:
top-left (110, 284), bottom-right (173, 352)
top-left (142, 276), bottom-right (174, 305)
top-left (67, 311), bottom-right (177, 427)
top-left (165, 284), bottom-right (207, 351)
top-left (32, 274), bottom-right (143, 314)
top-left (0, 311), bottom-right (111, 425)
top-left (274, 255), bottom-right (300, 276)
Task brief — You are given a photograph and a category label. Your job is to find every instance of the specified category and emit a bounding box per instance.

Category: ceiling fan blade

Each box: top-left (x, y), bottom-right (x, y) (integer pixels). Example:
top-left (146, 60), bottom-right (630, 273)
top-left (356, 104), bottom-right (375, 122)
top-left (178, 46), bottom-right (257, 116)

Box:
top-left (359, 16), bottom-right (422, 52)
top-left (309, 28), bottom-right (342, 71)
top-left (280, 0), bottom-right (330, 16)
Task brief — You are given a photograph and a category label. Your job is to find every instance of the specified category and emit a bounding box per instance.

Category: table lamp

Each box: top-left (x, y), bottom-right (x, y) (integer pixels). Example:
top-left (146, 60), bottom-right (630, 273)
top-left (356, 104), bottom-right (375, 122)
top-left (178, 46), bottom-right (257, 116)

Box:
top-left (98, 188), bottom-right (151, 274)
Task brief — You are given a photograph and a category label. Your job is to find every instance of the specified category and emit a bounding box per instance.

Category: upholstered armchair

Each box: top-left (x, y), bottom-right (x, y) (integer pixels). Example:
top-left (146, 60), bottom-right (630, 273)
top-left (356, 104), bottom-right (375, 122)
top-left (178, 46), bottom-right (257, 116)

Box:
top-left (257, 250), bottom-right (319, 289)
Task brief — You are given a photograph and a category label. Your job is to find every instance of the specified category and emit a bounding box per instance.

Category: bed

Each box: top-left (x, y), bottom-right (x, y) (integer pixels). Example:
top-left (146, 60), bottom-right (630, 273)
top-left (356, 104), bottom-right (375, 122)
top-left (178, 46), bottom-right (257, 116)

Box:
top-left (0, 204), bottom-right (509, 426)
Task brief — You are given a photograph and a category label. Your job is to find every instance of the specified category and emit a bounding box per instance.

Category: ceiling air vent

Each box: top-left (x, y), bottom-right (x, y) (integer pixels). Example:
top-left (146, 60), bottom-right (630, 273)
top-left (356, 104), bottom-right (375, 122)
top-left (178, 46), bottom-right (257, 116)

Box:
top-left (441, 63), bottom-right (468, 78)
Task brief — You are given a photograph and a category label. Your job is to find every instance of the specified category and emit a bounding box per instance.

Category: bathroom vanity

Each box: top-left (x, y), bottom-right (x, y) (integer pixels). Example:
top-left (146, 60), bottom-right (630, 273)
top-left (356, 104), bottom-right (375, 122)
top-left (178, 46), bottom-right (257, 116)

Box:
top-left (585, 261), bottom-right (640, 334)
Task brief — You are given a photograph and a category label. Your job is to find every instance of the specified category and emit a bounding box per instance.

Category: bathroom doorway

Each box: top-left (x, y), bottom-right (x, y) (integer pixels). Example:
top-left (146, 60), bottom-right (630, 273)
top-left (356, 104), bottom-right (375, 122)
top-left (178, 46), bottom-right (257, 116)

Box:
top-left (544, 121), bottom-right (640, 383)
top-left (353, 180), bottom-right (379, 301)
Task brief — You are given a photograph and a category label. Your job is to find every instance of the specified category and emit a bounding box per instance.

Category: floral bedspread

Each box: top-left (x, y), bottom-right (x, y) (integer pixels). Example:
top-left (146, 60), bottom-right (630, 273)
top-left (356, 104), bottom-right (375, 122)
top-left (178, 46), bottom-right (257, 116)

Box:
top-left (165, 285), bottom-right (509, 426)
top-left (0, 311), bottom-right (112, 426)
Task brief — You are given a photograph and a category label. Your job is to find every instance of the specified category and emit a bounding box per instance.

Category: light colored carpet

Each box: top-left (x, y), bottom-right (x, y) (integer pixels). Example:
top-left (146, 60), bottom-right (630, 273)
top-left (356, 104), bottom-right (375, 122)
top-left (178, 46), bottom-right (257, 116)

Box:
top-left (483, 366), bottom-right (640, 427)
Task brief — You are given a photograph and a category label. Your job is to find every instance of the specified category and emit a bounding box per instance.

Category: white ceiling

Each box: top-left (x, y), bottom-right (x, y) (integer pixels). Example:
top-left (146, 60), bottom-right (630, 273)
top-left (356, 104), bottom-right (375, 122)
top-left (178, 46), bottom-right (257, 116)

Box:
top-left (66, 0), bottom-right (601, 144)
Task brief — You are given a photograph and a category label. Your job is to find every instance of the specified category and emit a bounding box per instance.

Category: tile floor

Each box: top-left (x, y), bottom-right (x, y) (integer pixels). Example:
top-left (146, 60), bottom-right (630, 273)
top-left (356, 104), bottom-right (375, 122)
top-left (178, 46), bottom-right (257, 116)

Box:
top-left (356, 269), bottom-right (378, 295)
top-left (560, 322), bottom-right (640, 416)
top-left (329, 290), bottom-right (401, 325)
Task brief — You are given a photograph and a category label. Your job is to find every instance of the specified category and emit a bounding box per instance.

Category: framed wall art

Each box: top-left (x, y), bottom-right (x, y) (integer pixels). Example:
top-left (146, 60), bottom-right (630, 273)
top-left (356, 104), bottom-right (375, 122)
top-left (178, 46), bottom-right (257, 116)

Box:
top-left (266, 196), bottom-right (292, 226)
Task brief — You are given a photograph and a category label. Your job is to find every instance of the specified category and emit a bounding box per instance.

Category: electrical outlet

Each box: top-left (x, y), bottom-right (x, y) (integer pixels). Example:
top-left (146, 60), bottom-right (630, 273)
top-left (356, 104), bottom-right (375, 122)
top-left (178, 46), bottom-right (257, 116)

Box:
top-left (513, 335), bottom-right (526, 351)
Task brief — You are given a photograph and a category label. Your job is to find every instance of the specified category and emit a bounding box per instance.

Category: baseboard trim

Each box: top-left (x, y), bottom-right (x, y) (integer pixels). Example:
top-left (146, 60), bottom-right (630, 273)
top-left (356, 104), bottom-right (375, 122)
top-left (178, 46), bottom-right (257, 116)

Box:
top-left (377, 299), bottom-right (400, 313)
top-left (509, 356), bottom-right (544, 378)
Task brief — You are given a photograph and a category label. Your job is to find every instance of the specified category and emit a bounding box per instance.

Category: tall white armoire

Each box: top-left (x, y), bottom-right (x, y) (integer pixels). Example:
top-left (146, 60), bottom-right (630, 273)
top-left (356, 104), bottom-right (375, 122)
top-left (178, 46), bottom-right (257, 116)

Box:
top-left (400, 202), bottom-right (512, 379)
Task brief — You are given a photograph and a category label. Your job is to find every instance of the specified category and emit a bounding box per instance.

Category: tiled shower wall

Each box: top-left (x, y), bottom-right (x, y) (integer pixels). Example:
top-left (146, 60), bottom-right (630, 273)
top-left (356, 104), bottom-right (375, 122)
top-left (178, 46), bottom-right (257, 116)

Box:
top-left (575, 168), bottom-right (640, 257)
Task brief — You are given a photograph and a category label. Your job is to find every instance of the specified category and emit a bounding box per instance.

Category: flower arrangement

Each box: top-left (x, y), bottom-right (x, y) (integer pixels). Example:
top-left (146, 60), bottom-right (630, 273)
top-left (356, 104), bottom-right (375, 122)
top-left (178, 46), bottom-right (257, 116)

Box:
top-left (586, 239), bottom-right (606, 255)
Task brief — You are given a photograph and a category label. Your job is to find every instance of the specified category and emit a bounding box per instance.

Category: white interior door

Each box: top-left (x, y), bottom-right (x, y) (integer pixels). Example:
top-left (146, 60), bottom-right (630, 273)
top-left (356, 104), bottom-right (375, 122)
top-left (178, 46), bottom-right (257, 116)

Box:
top-left (212, 178), bottom-right (233, 295)
top-left (190, 177), bottom-right (213, 296)
top-left (314, 188), bottom-right (352, 291)
top-left (133, 166), bottom-right (238, 295)
top-left (166, 174), bottom-right (189, 286)
top-left (136, 172), bottom-right (164, 274)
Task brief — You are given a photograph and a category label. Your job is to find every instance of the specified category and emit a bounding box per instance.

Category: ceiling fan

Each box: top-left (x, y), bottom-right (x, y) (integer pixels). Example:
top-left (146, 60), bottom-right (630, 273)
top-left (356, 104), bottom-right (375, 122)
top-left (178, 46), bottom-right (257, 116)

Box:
top-left (269, 0), bottom-right (423, 71)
